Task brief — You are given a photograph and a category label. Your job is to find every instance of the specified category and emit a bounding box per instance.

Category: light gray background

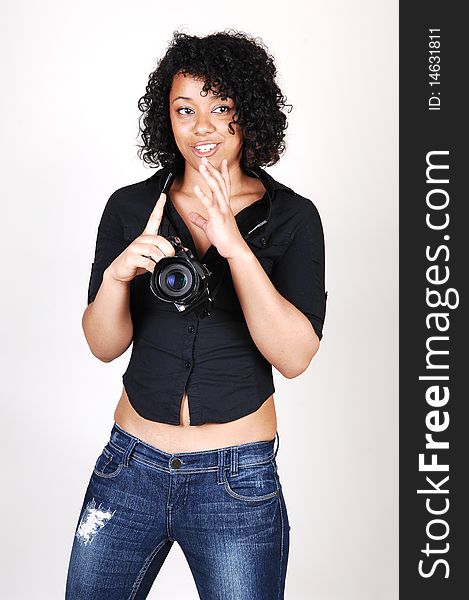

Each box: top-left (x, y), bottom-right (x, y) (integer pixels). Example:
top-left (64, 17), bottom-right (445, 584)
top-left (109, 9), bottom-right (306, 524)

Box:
top-left (0, 1), bottom-right (398, 598)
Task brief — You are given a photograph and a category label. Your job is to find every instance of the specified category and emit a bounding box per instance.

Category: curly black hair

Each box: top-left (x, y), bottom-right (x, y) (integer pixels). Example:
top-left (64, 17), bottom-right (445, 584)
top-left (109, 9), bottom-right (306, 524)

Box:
top-left (136, 29), bottom-right (293, 172)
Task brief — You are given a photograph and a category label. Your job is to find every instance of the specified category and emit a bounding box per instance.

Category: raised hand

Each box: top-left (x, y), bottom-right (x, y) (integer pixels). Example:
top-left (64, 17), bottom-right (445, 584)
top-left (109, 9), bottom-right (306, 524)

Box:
top-left (188, 157), bottom-right (248, 260)
top-left (106, 193), bottom-right (176, 283)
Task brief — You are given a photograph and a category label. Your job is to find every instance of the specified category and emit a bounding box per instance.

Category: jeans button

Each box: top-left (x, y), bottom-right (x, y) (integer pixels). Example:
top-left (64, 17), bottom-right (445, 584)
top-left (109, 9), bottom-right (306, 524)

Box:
top-left (171, 457), bottom-right (182, 469)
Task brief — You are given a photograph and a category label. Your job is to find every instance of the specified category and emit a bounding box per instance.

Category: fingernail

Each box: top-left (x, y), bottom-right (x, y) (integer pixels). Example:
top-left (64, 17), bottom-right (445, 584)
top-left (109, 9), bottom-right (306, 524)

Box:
top-left (200, 164), bottom-right (207, 171)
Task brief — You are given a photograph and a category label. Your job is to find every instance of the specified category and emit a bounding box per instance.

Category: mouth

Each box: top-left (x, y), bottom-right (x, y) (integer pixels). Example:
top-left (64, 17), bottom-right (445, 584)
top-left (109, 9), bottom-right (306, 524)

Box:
top-left (191, 143), bottom-right (220, 158)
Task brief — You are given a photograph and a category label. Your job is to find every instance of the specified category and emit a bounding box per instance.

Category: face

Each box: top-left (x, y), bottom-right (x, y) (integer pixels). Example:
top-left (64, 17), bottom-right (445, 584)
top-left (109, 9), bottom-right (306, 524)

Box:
top-left (169, 72), bottom-right (244, 172)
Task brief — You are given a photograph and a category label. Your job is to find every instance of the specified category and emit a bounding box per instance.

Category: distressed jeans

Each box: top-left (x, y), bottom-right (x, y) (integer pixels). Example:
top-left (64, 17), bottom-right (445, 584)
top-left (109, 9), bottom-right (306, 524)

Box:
top-left (65, 422), bottom-right (290, 599)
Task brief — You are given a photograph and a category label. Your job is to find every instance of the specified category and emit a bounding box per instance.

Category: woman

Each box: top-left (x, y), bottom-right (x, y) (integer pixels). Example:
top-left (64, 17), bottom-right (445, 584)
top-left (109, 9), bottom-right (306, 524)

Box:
top-left (66, 30), bottom-right (327, 599)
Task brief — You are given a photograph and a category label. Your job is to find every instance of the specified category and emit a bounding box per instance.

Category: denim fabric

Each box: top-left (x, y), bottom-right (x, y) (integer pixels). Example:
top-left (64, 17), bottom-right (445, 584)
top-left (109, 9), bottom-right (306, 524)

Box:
top-left (65, 422), bottom-right (290, 599)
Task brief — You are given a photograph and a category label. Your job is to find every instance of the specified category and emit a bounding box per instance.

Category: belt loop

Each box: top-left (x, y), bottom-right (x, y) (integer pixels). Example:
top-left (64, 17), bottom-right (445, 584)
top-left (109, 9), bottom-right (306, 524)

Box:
top-left (217, 448), bottom-right (225, 484)
top-left (273, 431), bottom-right (280, 460)
top-left (122, 437), bottom-right (138, 467)
top-left (230, 446), bottom-right (239, 476)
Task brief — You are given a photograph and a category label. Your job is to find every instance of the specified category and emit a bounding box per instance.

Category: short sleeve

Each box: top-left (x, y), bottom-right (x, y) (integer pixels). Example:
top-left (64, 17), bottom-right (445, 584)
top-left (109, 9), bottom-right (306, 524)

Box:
top-left (270, 202), bottom-right (327, 340)
top-left (87, 192), bottom-right (128, 305)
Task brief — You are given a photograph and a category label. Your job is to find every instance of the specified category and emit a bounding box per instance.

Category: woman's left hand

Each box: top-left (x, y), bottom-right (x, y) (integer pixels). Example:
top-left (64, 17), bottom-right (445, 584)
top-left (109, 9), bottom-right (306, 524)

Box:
top-left (188, 157), bottom-right (248, 260)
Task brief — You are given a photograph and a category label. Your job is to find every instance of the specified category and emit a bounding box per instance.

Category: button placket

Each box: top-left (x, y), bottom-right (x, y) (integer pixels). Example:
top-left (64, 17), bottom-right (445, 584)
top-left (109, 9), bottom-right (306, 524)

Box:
top-left (183, 317), bottom-right (197, 371)
top-left (177, 314), bottom-right (202, 424)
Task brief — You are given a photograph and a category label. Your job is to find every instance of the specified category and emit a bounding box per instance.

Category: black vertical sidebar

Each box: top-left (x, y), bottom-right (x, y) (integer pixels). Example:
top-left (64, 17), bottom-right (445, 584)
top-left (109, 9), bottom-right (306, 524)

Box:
top-left (400, 3), bottom-right (466, 598)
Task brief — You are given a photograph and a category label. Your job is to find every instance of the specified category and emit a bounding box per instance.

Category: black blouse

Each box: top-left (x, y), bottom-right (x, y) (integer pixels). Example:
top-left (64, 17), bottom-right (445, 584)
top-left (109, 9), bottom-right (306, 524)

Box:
top-left (86, 165), bottom-right (327, 425)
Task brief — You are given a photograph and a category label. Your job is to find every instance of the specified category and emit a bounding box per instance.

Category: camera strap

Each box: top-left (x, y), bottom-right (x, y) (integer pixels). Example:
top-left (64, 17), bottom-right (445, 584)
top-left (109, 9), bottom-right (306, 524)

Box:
top-left (200, 261), bottom-right (229, 318)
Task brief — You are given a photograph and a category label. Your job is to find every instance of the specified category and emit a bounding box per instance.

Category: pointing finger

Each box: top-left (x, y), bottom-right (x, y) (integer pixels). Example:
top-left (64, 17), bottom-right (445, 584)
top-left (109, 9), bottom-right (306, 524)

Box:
top-left (143, 193), bottom-right (166, 236)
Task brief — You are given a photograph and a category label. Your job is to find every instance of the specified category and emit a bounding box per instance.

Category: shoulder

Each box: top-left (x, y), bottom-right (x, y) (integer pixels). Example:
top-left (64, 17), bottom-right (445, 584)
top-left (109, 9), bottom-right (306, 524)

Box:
top-left (101, 169), bottom-right (165, 225)
top-left (277, 187), bottom-right (322, 219)
top-left (268, 174), bottom-right (324, 243)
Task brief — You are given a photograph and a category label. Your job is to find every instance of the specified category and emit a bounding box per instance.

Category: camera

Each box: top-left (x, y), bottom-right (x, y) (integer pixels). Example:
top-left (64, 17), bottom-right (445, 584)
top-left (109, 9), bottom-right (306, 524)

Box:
top-left (149, 235), bottom-right (214, 316)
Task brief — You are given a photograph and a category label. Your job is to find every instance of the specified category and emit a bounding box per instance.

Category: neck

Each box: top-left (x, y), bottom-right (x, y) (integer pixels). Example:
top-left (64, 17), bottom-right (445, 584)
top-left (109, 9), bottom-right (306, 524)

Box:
top-left (172, 161), bottom-right (254, 198)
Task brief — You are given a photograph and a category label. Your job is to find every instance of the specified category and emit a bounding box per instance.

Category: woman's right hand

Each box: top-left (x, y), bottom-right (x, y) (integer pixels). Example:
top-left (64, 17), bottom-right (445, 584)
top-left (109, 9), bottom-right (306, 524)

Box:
top-left (106, 193), bottom-right (176, 283)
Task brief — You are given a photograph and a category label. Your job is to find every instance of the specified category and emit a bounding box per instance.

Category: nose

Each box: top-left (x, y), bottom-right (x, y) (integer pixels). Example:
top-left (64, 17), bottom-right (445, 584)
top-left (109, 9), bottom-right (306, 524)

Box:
top-left (193, 112), bottom-right (215, 135)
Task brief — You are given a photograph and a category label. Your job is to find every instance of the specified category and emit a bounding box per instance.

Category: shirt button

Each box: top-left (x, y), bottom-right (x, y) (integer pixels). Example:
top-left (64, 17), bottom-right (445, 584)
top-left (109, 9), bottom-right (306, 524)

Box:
top-left (185, 361), bottom-right (191, 368)
top-left (171, 457), bottom-right (182, 469)
top-left (260, 237), bottom-right (267, 245)
top-left (188, 325), bottom-right (195, 333)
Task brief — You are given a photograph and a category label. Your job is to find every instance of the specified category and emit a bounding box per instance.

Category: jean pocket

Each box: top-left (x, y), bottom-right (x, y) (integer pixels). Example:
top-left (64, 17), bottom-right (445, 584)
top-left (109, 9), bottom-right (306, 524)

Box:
top-left (93, 444), bottom-right (124, 479)
top-left (223, 459), bottom-right (279, 502)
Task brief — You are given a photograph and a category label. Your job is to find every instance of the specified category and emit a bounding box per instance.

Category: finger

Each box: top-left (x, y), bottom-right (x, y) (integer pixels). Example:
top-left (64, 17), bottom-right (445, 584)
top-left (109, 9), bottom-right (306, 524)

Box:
top-left (199, 163), bottom-right (226, 211)
top-left (133, 254), bottom-right (159, 273)
top-left (193, 184), bottom-right (215, 212)
top-left (221, 158), bottom-right (231, 205)
top-left (143, 242), bottom-right (170, 259)
top-left (133, 238), bottom-right (175, 257)
top-left (142, 193), bottom-right (166, 236)
top-left (202, 159), bottom-right (229, 202)
top-left (145, 236), bottom-right (176, 256)
top-left (140, 248), bottom-right (164, 263)
top-left (140, 245), bottom-right (169, 266)
top-left (187, 210), bottom-right (208, 231)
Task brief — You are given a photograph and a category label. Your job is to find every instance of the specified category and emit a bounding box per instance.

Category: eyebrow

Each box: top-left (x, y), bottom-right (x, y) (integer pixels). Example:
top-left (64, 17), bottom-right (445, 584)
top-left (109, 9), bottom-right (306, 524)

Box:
top-left (171, 95), bottom-right (231, 104)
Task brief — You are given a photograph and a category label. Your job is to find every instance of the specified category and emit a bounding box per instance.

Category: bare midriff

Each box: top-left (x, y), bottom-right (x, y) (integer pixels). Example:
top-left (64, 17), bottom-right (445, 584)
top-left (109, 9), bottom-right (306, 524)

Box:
top-left (113, 387), bottom-right (277, 453)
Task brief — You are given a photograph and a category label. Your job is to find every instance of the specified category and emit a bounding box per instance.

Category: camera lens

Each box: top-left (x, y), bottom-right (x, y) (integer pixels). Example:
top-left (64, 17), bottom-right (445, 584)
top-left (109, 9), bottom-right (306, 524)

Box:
top-left (158, 262), bottom-right (194, 298)
top-left (166, 270), bottom-right (187, 291)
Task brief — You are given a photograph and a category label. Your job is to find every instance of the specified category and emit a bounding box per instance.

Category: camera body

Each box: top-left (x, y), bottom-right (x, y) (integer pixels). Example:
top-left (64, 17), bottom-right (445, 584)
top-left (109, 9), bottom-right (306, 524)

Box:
top-left (149, 236), bottom-right (214, 316)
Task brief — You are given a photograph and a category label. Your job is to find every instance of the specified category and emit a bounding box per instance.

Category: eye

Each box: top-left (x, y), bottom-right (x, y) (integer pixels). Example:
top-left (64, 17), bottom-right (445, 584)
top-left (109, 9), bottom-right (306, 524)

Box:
top-left (213, 105), bottom-right (231, 114)
top-left (176, 107), bottom-right (194, 115)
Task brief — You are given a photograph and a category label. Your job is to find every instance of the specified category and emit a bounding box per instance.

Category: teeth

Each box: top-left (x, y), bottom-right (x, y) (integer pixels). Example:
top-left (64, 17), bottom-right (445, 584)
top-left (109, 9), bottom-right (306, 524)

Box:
top-left (195, 144), bottom-right (217, 153)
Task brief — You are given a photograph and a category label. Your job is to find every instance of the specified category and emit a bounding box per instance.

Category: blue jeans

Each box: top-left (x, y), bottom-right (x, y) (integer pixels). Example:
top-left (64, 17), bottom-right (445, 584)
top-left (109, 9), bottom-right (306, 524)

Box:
top-left (65, 422), bottom-right (290, 599)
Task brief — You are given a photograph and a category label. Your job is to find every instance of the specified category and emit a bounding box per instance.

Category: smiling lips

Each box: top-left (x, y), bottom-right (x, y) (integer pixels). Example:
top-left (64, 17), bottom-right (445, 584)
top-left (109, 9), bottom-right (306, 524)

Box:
top-left (191, 142), bottom-right (220, 158)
